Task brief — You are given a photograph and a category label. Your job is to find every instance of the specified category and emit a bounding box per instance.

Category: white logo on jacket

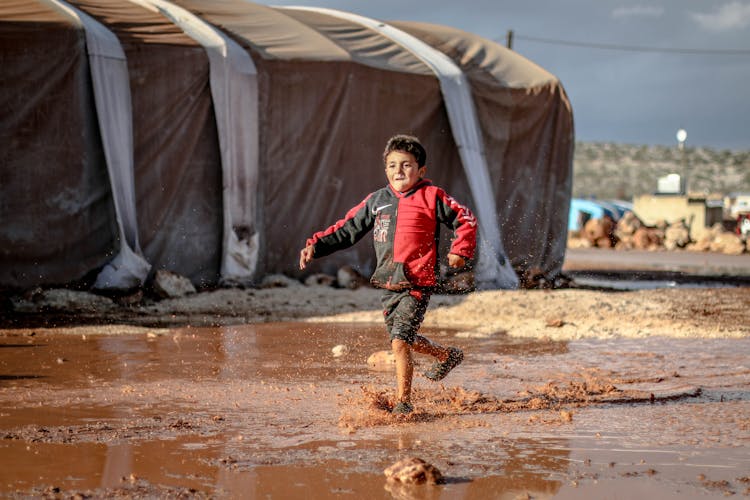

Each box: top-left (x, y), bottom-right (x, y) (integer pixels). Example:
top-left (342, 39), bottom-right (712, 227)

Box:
top-left (372, 204), bottom-right (392, 215)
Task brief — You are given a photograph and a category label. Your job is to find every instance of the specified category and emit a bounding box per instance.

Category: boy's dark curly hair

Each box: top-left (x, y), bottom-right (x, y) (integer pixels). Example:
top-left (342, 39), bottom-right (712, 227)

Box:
top-left (383, 134), bottom-right (427, 167)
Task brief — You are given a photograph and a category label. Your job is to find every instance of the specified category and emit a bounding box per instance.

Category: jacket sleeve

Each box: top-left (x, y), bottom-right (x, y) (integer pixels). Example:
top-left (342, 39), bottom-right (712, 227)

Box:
top-left (306, 193), bottom-right (375, 258)
top-left (435, 189), bottom-right (477, 259)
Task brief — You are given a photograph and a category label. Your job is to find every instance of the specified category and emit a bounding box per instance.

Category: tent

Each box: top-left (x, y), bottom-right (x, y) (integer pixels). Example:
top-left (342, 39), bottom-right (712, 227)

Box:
top-left (0, 0), bottom-right (574, 291)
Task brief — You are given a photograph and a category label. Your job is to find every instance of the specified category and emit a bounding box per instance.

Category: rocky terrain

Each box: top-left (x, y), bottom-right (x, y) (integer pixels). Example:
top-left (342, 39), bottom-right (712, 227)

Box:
top-left (573, 142), bottom-right (750, 200)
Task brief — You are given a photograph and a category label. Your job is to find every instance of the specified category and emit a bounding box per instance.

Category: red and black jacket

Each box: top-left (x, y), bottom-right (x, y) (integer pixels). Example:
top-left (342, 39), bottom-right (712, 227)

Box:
top-left (306, 179), bottom-right (477, 290)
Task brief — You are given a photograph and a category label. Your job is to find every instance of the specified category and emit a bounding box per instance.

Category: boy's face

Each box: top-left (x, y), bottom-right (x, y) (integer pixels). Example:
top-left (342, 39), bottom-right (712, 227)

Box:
top-left (385, 150), bottom-right (426, 193)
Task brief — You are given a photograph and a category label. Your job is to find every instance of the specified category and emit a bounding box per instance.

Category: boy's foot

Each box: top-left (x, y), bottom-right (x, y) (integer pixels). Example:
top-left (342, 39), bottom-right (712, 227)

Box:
top-left (424, 347), bottom-right (463, 381)
top-left (391, 401), bottom-right (414, 415)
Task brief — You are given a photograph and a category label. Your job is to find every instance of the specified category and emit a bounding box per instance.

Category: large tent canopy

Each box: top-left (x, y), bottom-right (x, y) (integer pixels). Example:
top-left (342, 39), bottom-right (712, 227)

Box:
top-left (0, 0), bottom-right (574, 291)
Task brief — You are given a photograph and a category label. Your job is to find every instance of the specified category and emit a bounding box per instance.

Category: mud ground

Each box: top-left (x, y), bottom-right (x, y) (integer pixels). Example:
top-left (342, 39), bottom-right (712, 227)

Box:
top-left (1, 253), bottom-right (749, 498)
top-left (1, 291), bottom-right (749, 498)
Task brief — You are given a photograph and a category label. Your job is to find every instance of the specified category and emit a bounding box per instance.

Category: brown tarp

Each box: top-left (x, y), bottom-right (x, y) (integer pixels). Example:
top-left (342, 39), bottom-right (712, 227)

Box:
top-left (392, 21), bottom-right (574, 274)
top-left (0, 0), bottom-right (117, 287)
top-left (67, 0), bottom-right (223, 287)
top-left (0, 0), bottom-right (573, 290)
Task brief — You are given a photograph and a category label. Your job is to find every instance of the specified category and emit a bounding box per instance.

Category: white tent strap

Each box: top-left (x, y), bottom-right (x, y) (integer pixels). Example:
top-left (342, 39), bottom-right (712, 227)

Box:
top-left (129, 0), bottom-right (260, 283)
top-left (45, 0), bottom-right (150, 290)
top-left (280, 6), bottom-right (517, 288)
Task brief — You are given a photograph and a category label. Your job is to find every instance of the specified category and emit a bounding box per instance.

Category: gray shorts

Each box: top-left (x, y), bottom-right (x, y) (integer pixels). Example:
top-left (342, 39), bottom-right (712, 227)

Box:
top-left (381, 288), bottom-right (431, 344)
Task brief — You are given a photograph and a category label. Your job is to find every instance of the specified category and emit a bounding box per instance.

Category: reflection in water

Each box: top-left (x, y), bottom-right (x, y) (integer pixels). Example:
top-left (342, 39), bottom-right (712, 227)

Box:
top-left (0, 436), bottom-right (568, 498)
top-left (0, 324), bottom-right (748, 497)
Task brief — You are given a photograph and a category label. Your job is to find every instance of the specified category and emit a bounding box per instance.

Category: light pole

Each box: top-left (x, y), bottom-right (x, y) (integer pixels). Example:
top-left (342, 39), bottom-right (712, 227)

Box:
top-left (676, 128), bottom-right (687, 194)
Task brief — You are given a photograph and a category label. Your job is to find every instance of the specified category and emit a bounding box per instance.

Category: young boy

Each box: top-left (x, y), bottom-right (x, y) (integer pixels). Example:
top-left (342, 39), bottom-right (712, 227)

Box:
top-left (299, 134), bottom-right (477, 415)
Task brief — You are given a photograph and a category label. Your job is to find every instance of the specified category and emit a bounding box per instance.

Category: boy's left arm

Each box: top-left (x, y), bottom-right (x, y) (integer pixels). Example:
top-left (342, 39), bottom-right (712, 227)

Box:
top-left (436, 189), bottom-right (477, 267)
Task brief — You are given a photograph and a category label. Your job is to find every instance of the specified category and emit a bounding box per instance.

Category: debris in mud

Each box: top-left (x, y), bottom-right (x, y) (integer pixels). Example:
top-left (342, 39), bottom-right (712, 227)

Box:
top-left (697, 474), bottom-right (736, 495)
top-left (339, 375), bottom-right (703, 430)
top-left (10, 289), bottom-right (116, 314)
top-left (3, 416), bottom-right (224, 444)
top-left (384, 457), bottom-right (444, 485)
top-left (13, 478), bottom-right (210, 500)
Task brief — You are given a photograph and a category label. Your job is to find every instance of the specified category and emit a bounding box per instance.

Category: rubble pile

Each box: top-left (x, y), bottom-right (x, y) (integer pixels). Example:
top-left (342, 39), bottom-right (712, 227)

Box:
top-left (569, 211), bottom-right (748, 254)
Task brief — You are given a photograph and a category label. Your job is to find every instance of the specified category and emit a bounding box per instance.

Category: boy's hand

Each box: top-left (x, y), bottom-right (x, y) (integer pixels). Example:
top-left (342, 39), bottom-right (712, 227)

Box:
top-left (299, 245), bottom-right (315, 270)
top-left (447, 253), bottom-right (465, 268)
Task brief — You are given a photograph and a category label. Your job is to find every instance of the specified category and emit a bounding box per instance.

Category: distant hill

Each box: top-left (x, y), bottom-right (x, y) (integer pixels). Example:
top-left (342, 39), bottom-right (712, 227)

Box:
top-left (572, 142), bottom-right (750, 200)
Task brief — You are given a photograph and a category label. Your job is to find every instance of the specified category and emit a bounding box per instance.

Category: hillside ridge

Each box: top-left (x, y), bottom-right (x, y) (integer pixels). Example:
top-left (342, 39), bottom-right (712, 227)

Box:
top-left (573, 142), bottom-right (750, 200)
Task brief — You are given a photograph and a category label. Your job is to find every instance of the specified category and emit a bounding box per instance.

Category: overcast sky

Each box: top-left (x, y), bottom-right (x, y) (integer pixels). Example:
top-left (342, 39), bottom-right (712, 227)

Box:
top-left (266, 0), bottom-right (750, 151)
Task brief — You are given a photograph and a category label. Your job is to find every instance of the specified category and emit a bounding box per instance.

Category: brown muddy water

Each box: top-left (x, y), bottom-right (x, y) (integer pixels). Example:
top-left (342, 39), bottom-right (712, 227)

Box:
top-left (1, 323), bottom-right (748, 499)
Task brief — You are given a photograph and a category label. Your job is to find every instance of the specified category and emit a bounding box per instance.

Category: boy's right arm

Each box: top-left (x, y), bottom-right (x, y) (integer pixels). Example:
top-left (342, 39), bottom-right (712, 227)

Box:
top-left (299, 193), bottom-right (375, 268)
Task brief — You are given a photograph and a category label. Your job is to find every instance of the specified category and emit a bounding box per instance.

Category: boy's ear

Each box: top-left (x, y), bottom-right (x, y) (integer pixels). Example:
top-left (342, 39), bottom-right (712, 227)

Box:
top-left (419, 165), bottom-right (427, 178)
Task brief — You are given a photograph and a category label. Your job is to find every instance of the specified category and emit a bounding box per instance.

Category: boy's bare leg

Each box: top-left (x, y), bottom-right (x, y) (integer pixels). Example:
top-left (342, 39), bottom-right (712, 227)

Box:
top-left (391, 339), bottom-right (413, 403)
top-left (411, 334), bottom-right (450, 362)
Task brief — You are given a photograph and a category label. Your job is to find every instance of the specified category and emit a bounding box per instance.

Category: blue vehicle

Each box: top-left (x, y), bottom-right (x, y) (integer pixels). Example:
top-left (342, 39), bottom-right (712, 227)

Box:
top-left (568, 198), bottom-right (621, 231)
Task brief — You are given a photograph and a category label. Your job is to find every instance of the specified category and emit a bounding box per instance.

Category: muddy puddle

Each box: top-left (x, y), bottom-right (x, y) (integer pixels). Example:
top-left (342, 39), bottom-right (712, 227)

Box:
top-left (1, 323), bottom-right (749, 498)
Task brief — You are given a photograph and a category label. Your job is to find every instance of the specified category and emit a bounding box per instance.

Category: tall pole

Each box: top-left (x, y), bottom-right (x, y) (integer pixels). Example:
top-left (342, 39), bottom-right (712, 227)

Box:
top-left (506, 29), bottom-right (514, 50)
top-left (676, 128), bottom-right (687, 194)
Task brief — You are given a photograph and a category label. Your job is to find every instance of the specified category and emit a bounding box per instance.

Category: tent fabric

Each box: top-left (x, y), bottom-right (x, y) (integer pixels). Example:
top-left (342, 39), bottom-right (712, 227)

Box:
top-left (280, 7), bottom-right (518, 289)
top-left (46, 0), bottom-right (151, 290)
top-left (129, 0), bottom-right (261, 284)
top-left (0, 0), bottom-right (574, 291)
top-left (169, 0), bottom-right (463, 280)
top-left (0, 0), bottom-right (118, 287)
top-left (392, 21), bottom-right (574, 277)
top-left (67, 0), bottom-right (226, 287)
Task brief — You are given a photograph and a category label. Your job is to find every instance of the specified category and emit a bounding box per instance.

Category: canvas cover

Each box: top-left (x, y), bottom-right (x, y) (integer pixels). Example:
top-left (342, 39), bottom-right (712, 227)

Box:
top-left (0, 0), bottom-right (574, 291)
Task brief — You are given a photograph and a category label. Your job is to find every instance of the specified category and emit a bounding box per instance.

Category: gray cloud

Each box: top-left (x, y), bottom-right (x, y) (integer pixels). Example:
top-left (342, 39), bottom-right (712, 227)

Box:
top-left (690, 1), bottom-right (750, 31)
top-left (264, 0), bottom-right (749, 149)
top-left (612, 5), bottom-right (664, 20)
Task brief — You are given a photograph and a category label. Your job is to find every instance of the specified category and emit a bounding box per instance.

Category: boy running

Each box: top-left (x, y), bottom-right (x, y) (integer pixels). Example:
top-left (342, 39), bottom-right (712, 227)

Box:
top-left (299, 134), bottom-right (477, 415)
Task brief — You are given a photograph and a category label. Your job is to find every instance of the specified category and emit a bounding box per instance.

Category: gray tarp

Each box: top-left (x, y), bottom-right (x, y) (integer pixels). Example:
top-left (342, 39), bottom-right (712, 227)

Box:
top-left (129, 0), bottom-right (260, 284)
top-left (0, 0), bottom-right (574, 291)
top-left (48, 0), bottom-right (151, 290)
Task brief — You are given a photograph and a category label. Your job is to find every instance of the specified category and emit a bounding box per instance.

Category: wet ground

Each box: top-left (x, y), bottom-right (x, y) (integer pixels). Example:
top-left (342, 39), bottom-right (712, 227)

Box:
top-left (563, 248), bottom-right (750, 277)
top-left (1, 322), bottom-right (748, 498)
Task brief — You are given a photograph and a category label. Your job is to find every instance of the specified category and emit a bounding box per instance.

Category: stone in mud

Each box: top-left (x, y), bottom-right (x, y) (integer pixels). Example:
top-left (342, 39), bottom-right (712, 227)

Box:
top-left (304, 273), bottom-right (336, 287)
top-left (153, 270), bottom-right (196, 299)
top-left (337, 265), bottom-right (368, 289)
top-left (331, 344), bottom-right (349, 357)
top-left (11, 289), bottom-right (115, 313)
top-left (545, 317), bottom-right (565, 328)
top-left (384, 457), bottom-right (444, 485)
top-left (367, 350), bottom-right (396, 371)
top-left (260, 274), bottom-right (302, 288)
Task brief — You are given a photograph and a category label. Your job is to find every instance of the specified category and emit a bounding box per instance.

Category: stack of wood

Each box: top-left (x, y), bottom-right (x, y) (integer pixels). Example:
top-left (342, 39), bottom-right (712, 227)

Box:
top-left (687, 223), bottom-right (747, 255)
top-left (582, 216), bottom-right (617, 248)
top-left (568, 210), bottom-right (747, 254)
top-left (613, 211), bottom-right (663, 250)
top-left (663, 220), bottom-right (690, 250)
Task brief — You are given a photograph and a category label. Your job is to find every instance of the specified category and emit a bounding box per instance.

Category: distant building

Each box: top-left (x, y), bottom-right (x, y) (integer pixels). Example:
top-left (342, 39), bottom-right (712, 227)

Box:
top-left (726, 192), bottom-right (750, 218)
top-left (633, 194), bottom-right (724, 240)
